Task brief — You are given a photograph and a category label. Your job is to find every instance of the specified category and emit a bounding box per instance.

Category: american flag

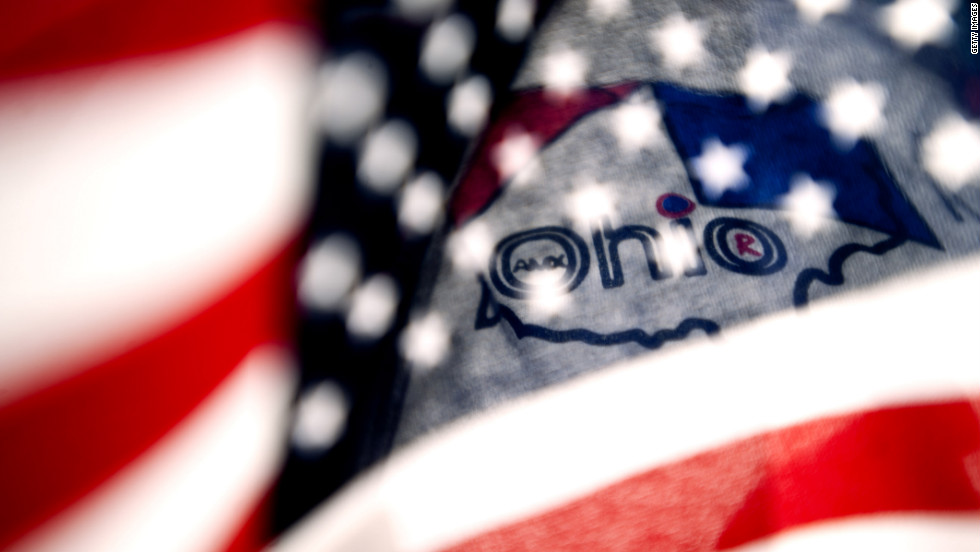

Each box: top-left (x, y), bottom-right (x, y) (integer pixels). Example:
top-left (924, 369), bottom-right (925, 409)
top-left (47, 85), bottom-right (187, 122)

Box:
top-left (1, 0), bottom-right (978, 551)
top-left (0, 1), bottom-right (313, 550)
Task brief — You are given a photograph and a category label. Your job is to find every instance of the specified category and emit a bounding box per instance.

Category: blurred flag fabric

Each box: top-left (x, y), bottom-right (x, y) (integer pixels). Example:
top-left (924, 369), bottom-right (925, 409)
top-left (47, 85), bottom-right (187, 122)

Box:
top-left (276, 0), bottom-right (980, 551)
top-left (0, 1), bottom-right (315, 551)
top-left (0, 0), bottom-right (555, 549)
top-left (2, 0), bottom-right (980, 552)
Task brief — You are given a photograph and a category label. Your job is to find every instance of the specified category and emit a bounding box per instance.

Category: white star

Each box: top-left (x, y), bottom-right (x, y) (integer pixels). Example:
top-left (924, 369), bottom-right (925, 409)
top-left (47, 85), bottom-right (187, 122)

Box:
top-left (419, 14), bottom-right (476, 84)
top-left (357, 120), bottom-right (418, 194)
top-left (737, 48), bottom-right (793, 112)
top-left (879, 0), bottom-right (955, 51)
top-left (399, 312), bottom-right (451, 371)
top-left (567, 180), bottom-right (616, 226)
top-left (779, 174), bottom-right (837, 238)
top-left (921, 114), bottom-right (980, 191)
top-left (658, 223), bottom-right (702, 278)
top-left (526, 275), bottom-right (572, 317)
top-left (448, 220), bottom-right (494, 274)
top-left (539, 47), bottom-right (588, 98)
top-left (447, 74), bottom-right (493, 137)
top-left (650, 14), bottom-right (706, 70)
top-left (346, 274), bottom-right (400, 341)
top-left (315, 52), bottom-right (387, 145)
top-left (609, 88), bottom-right (663, 153)
top-left (588, 0), bottom-right (630, 21)
top-left (793, 0), bottom-right (851, 23)
top-left (291, 382), bottom-right (349, 452)
top-left (491, 128), bottom-right (541, 180)
top-left (820, 79), bottom-right (886, 148)
top-left (688, 138), bottom-right (751, 200)
top-left (510, 156), bottom-right (544, 188)
top-left (496, 0), bottom-right (535, 42)
top-left (398, 172), bottom-right (445, 237)
top-left (297, 234), bottom-right (361, 312)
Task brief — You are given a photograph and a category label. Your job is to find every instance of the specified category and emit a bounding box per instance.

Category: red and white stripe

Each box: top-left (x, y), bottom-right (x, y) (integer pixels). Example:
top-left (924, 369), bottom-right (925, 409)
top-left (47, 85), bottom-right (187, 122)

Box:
top-left (273, 256), bottom-right (980, 552)
top-left (0, 2), bottom-right (316, 550)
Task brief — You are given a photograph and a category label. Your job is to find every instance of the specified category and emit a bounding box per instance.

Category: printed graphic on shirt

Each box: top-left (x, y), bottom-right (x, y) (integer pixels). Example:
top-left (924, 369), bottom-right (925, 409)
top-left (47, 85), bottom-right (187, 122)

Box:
top-left (393, 0), bottom-right (980, 455)
top-left (453, 82), bottom-right (973, 351)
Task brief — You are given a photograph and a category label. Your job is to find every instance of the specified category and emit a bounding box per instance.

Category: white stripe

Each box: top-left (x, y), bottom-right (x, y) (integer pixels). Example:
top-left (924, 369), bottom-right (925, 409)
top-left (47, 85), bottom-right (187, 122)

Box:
top-left (10, 346), bottom-right (296, 552)
top-left (0, 24), bottom-right (316, 404)
top-left (728, 513), bottom-right (980, 552)
top-left (272, 255), bottom-right (980, 552)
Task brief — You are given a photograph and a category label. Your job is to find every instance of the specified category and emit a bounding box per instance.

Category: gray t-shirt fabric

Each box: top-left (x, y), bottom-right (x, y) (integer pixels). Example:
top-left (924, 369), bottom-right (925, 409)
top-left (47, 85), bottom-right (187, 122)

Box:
top-left (393, 0), bottom-right (980, 447)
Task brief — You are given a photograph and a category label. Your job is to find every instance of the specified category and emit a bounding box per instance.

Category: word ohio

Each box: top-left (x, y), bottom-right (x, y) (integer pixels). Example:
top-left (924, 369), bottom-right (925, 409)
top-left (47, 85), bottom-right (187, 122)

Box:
top-left (488, 217), bottom-right (788, 299)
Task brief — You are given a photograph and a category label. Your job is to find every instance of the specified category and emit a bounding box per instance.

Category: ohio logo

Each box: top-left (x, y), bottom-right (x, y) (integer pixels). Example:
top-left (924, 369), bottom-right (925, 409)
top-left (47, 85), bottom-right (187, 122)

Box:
top-left (488, 213), bottom-right (789, 301)
top-left (476, 209), bottom-right (790, 348)
top-left (468, 82), bottom-right (941, 349)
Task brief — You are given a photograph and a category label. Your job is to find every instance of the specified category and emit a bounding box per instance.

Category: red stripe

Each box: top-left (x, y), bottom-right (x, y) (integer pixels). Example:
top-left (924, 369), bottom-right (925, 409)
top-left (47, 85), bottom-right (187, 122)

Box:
top-left (450, 84), bottom-right (637, 225)
top-left (220, 489), bottom-right (274, 552)
top-left (0, 0), bottom-right (311, 82)
top-left (0, 241), bottom-right (297, 549)
top-left (445, 399), bottom-right (980, 552)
